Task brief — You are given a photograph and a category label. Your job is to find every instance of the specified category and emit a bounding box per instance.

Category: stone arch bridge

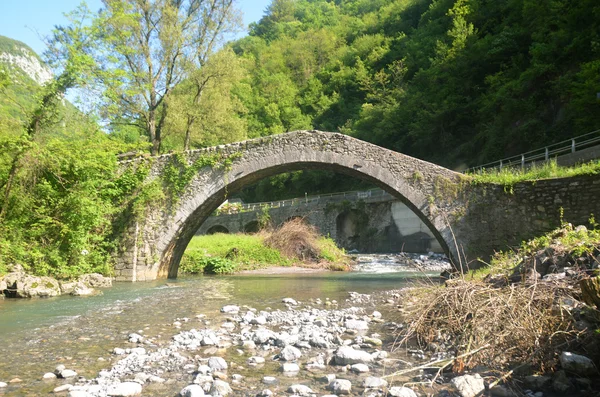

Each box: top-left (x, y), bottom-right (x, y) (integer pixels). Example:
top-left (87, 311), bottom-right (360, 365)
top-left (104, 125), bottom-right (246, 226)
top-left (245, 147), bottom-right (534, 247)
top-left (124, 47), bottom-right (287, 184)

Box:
top-left (114, 130), bottom-right (600, 281)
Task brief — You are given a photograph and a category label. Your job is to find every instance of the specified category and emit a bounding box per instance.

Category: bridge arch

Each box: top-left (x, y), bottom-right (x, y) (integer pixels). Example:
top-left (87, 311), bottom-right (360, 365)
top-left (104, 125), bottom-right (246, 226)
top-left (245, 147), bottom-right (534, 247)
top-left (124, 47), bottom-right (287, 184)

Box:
top-left (116, 131), bottom-right (467, 281)
top-left (206, 225), bottom-right (229, 235)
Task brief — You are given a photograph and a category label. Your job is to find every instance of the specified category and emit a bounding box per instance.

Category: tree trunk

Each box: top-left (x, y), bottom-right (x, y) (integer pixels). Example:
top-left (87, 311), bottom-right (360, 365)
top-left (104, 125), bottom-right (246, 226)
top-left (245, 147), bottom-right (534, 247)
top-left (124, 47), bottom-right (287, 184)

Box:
top-left (184, 115), bottom-right (193, 151)
top-left (148, 109), bottom-right (159, 156)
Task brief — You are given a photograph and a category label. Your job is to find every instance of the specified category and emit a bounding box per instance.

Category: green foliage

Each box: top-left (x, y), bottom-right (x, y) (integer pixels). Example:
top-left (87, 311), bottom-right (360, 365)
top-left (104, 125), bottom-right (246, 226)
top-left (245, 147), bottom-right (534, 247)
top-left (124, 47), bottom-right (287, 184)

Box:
top-left (469, 160), bottom-right (600, 190)
top-left (232, 0), bottom-right (600, 171)
top-left (161, 151), bottom-right (242, 202)
top-left (181, 233), bottom-right (291, 272)
top-left (473, 222), bottom-right (600, 279)
top-left (256, 205), bottom-right (271, 229)
top-left (180, 253), bottom-right (236, 274)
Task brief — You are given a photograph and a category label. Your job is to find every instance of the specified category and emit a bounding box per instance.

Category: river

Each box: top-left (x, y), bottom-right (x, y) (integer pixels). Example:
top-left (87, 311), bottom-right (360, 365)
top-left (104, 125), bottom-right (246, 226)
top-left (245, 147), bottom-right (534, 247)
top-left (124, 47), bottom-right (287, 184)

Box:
top-left (0, 255), bottom-right (446, 396)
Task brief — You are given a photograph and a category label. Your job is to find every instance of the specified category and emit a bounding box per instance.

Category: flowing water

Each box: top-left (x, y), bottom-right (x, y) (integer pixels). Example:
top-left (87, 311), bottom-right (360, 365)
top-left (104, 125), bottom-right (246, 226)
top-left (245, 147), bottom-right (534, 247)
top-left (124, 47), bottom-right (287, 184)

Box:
top-left (0, 256), bottom-right (443, 396)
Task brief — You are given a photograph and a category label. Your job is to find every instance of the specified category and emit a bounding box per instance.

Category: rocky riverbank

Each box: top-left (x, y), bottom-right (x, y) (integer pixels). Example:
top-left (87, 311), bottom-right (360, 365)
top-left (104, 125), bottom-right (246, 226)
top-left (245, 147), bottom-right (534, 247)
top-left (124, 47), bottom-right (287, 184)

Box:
top-left (0, 265), bottom-right (112, 298)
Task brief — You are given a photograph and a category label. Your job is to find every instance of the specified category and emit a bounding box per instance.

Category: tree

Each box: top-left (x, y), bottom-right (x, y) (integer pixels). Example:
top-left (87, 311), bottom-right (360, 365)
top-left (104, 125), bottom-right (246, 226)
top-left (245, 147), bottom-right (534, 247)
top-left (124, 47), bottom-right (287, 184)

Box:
top-left (50, 0), bottom-right (241, 155)
top-left (163, 47), bottom-right (247, 150)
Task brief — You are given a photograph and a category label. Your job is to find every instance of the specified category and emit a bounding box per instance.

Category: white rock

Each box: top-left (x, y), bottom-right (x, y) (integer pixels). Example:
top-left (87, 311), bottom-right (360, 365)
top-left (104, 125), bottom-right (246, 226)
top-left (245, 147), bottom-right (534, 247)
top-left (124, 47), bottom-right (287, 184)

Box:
top-left (351, 363), bottom-right (370, 373)
top-left (251, 316), bottom-right (267, 325)
top-left (282, 363), bottom-right (300, 372)
top-left (287, 384), bottom-right (314, 396)
top-left (450, 374), bottom-right (485, 397)
top-left (560, 352), bottom-right (596, 376)
top-left (60, 369), bottom-right (78, 378)
top-left (253, 328), bottom-right (276, 344)
top-left (68, 391), bottom-right (90, 397)
top-left (333, 346), bottom-right (374, 365)
top-left (363, 376), bottom-right (388, 389)
top-left (209, 380), bottom-right (232, 396)
top-left (231, 374), bottom-right (243, 382)
top-left (248, 356), bottom-right (265, 364)
top-left (113, 348), bottom-right (126, 355)
top-left (180, 384), bottom-right (205, 397)
top-left (329, 379), bottom-right (352, 395)
top-left (388, 386), bottom-right (418, 397)
top-left (43, 372), bottom-right (57, 379)
top-left (208, 356), bottom-right (228, 371)
top-left (372, 311), bottom-right (382, 318)
top-left (280, 345), bottom-right (302, 361)
top-left (54, 384), bottom-right (73, 392)
top-left (220, 305), bottom-right (240, 314)
top-left (262, 376), bottom-right (277, 385)
top-left (344, 319), bottom-right (369, 330)
top-left (197, 365), bottom-right (212, 375)
top-left (282, 298), bottom-right (298, 305)
top-left (0, 382), bottom-right (6, 388)
top-left (107, 382), bottom-right (142, 396)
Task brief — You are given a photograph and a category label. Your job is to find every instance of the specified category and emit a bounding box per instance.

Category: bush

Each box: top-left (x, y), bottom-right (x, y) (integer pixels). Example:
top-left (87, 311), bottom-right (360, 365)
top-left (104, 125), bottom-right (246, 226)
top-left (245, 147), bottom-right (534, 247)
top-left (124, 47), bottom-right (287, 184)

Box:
top-left (264, 218), bottom-right (320, 261)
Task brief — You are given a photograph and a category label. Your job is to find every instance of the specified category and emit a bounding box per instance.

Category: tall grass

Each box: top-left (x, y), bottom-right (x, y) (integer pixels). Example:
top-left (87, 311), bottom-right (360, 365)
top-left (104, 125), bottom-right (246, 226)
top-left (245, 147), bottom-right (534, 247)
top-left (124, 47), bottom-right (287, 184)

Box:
top-left (180, 219), bottom-right (350, 274)
top-left (468, 159), bottom-right (600, 188)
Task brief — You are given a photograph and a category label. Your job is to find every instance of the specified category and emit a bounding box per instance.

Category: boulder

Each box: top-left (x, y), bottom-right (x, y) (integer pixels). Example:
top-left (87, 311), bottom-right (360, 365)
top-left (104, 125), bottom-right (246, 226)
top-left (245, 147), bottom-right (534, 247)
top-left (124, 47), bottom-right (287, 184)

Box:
top-left (3, 272), bottom-right (61, 298)
top-left (78, 273), bottom-right (112, 288)
top-left (71, 281), bottom-right (96, 296)
top-left (560, 352), bottom-right (596, 376)
top-left (333, 346), bottom-right (374, 365)
top-left (450, 374), bottom-right (485, 397)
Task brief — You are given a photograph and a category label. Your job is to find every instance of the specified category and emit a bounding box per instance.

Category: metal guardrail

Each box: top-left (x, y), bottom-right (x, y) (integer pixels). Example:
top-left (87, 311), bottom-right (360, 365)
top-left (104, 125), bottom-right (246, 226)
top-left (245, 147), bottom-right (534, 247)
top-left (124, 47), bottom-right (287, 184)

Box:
top-left (466, 129), bottom-right (600, 173)
top-left (218, 188), bottom-right (394, 214)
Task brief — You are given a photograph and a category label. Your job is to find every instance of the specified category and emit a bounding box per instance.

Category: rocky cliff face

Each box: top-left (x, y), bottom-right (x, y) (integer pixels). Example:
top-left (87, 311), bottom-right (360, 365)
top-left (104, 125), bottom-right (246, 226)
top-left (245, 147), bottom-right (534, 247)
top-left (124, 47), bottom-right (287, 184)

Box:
top-left (0, 35), bottom-right (52, 85)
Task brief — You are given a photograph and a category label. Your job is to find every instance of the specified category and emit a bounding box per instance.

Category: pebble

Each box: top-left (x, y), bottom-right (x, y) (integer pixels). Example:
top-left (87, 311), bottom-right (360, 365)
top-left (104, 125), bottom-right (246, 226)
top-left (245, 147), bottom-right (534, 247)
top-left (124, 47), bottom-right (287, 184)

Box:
top-left (388, 386), bottom-right (418, 397)
top-left (282, 363), bottom-right (300, 372)
top-left (363, 376), bottom-right (388, 389)
top-left (451, 374), bottom-right (485, 397)
top-left (54, 384), bottom-right (73, 392)
top-left (287, 384), bottom-right (314, 396)
top-left (209, 380), bottom-right (232, 396)
top-left (0, 382), bottom-right (6, 388)
top-left (180, 384), bottom-right (205, 397)
top-left (43, 372), bottom-right (57, 379)
top-left (333, 346), bottom-right (374, 365)
top-left (351, 363), bottom-right (370, 373)
top-left (262, 376), bottom-right (278, 385)
top-left (208, 356), bottom-right (228, 370)
top-left (280, 345), bottom-right (302, 361)
top-left (248, 356), bottom-right (265, 364)
top-left (329, 379), bottom-right (352, 394)
top-left (107, 381), bottom-right (142, 396)
top-left (220, 305), bottom-right (240, 314)
top-left (60, 370), bottom-right (78, 378)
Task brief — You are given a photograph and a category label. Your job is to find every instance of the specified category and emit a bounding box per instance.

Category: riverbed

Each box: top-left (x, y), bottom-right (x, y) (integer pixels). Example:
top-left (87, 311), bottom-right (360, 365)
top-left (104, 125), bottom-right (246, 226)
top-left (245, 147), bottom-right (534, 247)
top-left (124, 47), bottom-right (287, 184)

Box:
top-left (0, 255), bottom-right (448, 396)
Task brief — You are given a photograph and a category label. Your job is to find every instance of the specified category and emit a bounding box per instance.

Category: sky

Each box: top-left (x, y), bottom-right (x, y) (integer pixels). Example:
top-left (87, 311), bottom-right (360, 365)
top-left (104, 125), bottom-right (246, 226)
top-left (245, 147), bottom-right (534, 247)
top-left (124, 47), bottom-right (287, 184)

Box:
top-left (0, 0), bottom-right (272, 55)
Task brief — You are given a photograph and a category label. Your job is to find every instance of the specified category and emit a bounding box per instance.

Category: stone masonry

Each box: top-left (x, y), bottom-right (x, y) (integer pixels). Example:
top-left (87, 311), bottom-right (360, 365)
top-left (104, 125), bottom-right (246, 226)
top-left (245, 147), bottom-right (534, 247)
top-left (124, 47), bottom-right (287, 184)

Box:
top-left (113, 130), bottom-right (600, 281)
